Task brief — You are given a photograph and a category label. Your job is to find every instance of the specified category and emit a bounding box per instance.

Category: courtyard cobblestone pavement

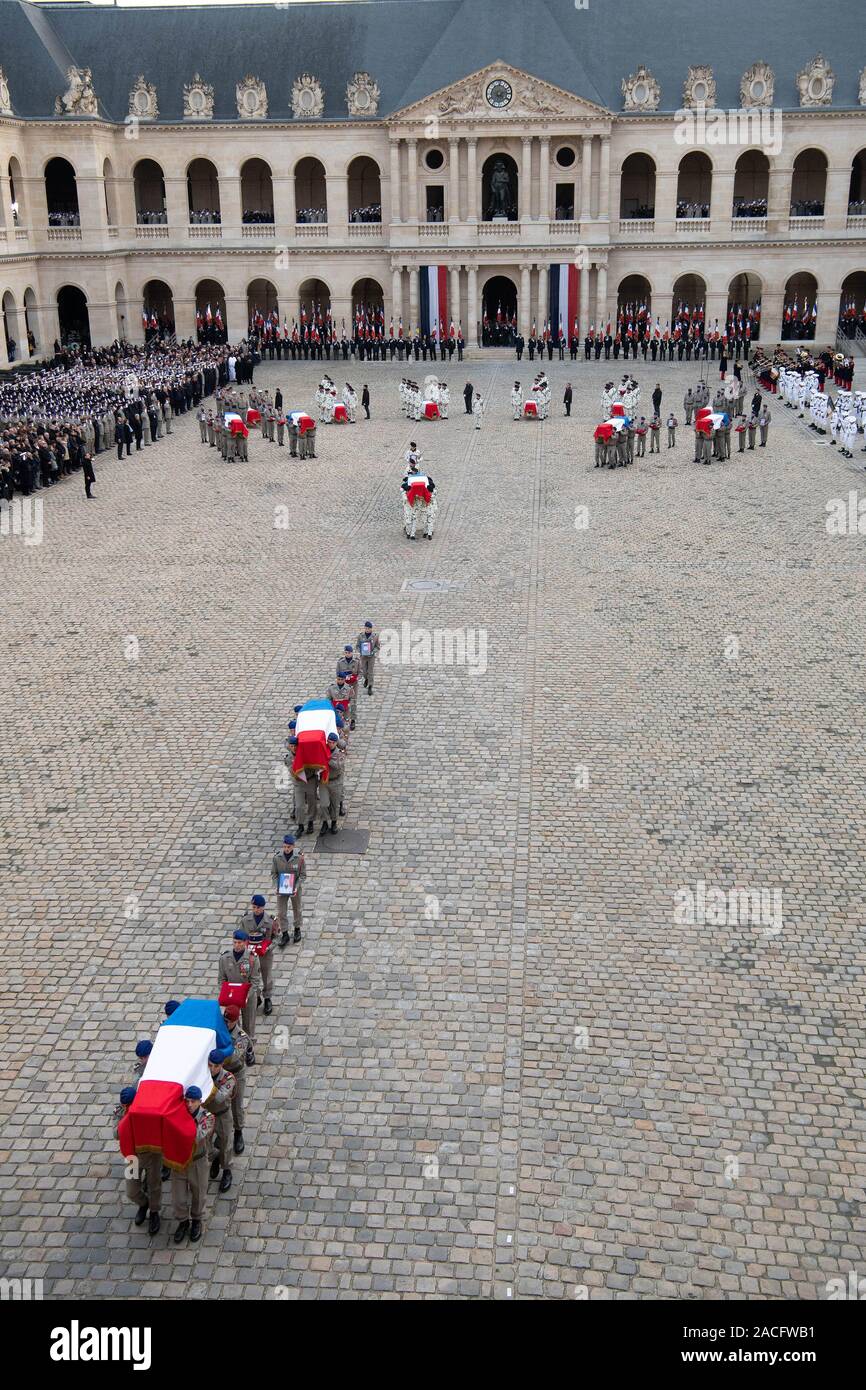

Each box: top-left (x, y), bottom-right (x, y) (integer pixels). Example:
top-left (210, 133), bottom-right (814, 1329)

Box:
top-left (1, 355), bottom-right (864, 1300)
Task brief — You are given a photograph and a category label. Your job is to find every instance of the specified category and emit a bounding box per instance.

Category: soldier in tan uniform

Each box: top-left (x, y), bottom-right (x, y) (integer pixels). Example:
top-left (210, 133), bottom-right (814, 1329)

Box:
top-left (336, 644), bottom-right (360, 729)
top-left (271, 834), bottom-right (306, 945)
top-left (171, 1086), bottom-right (214, 1244)
top-left (204, 1051), bottom-right (237, 1194)
top-left (240, 894), bottom-right (277, 1014)
top-left (356, 621), bottom-right (380, 696)
top-left (114, 1085), bottom-right (162, 1236)
top-left (326, 671), bottom-right (352, 727)
top-left (218, 928), bottom-right (260, 1041)
top-left (323, 733), bottom-right (346, 834)
top-left (222, 1005), bottom-right (250, 1153)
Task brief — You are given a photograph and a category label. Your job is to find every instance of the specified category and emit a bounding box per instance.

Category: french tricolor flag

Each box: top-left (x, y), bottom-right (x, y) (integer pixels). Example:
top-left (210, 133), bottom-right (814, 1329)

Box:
top-left (695, 408), bottom-right (730, 436)
top-left (419, 267), bottom-right (448, 338)
top-left (549, 264), bottom-right (579, 341)
top-left (292, 698), bottom-right (335, 782)
top-left (117, 1000), bottom-right (234, 1171)
top-left (406, 474), bottom-right (432, 506)
top-left (288, 411), bottom-right (315, 435)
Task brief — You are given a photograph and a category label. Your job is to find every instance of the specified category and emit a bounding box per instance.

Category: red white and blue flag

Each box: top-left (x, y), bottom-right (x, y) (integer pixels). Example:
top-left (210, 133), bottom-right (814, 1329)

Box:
top-left (117, 999), bottom-right (234, 1171)
top-left (419, 266), bottom-right (448, 337)
top-left (548, 264), bottom-right (579, 338)
top-left (292, 698), bottom-right (336, 782)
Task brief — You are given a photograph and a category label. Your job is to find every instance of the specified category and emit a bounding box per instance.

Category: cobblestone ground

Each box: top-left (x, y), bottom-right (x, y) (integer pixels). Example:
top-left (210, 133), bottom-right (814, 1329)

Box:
top-left (1, 355), bottom-right (865, 1301)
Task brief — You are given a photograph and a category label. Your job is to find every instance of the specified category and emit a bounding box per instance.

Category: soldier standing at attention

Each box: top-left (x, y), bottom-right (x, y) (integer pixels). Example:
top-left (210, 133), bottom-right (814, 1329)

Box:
top-left (735, 414), bottom-right (747, 452)
top-left (357, 621), bottom-right (379, 696)
top-left (666, 413), bottom-right (678, 448)
top-left (198, 405), bottom-right (207, 443)
top-left (635, 418), bottom-right (647, 457)
top-left (747, 413), bottom-right (758, 450)
top-left (288, 417), bottom-right (299, 457)
top-left (649, 416), bottom-right (660, 453)
top-left (271, 834), bottom-right (306, 946)
top-left (171, 1087), bottom-right (214, 1245)
top-left (336, 644), bottom-right (360, 730)
top-left (218, 928), bottom-right (260, 1042)
top-left (240, 894), bottom-right (277, 1015)
top-left (204, 1051), bottom-right (236, 1194)
top-left (758, 406), bottom-right (770, 446)
top-left (683, 387), bottom-right (695, 425)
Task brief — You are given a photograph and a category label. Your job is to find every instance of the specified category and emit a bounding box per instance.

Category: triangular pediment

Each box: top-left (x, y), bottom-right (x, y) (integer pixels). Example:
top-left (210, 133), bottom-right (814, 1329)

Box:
top-left (390, 63), bottom-right (609, 125)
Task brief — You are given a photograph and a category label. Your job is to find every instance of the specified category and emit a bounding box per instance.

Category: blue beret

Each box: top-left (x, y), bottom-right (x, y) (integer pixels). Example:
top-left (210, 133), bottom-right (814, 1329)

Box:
top-left (120, 1086), bottom-right (137, 1105)
top-left (293, 704), bottom-right (303, 713)
top-left (289, 736), bottom-right (298, 745)
top-left (164, 1000), bottom-right (180, 1016)
top-left (233, 928), bottom-right (249, 941)
top-left (283, 835), bottom-right (295, 845)
top-left (364, 621), bottom-right (373, 628)
top-left (288, 719), bottom-right (296, 729)
top-left (344, 644), bottom-right (353, 652)
top-left (185, 1085), bottom-right (203, 1100)
top-left (208, 1050), bottom-right (222, 1065)
top-left (335, 713), bottom-right (344, 726)
top-left (135, 1040), bottom-right (153, 1057)
top-left (327, 732), bottom-right (338, 741)
top-left (251, 894), bottom-right (266, 907)
top-left (336, 668), bottom-right (345, 677)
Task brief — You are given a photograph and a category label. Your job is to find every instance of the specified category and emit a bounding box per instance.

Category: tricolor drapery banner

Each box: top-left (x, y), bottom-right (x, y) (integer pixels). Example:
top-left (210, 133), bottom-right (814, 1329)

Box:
top-left (548, 264), bottom-right (580, 338)
top-left (419, 267), bottom-right (448, 337)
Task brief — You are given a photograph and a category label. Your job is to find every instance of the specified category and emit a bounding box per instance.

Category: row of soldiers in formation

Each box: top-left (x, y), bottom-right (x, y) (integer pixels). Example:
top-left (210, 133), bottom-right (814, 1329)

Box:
top-left (252, 328), bottom-right (466, 363)
top-left (515, 330), bottom-right (752, 364)
top-left (399, 378), bottom-right (451, 420)
top-left (113, 625), bottom-right (382, 1244)
top-left (777, 369), bottom-right (866, 457)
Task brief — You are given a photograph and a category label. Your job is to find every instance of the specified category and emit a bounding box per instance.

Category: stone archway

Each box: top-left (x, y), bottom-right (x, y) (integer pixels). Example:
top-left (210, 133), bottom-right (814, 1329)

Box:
top-left (481, 274), bottom-right (517, 344)
top-left (57, 285), bottom-right (90, 346)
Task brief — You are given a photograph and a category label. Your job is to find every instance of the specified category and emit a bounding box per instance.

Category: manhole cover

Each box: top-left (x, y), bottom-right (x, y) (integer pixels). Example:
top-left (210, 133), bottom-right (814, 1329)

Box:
top-left (401, 578), bottom-right (465, 593)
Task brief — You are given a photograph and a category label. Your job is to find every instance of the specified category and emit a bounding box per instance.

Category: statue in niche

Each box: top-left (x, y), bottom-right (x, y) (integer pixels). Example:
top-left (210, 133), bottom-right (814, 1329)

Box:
top-left (487, 159), bottom-right (513, 219)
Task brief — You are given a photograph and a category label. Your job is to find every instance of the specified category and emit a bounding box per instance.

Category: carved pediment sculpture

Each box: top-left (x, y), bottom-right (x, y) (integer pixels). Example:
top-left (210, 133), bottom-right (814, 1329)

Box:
top-left (516, 80), bottom-right (564, 115)
top-left (183, 74), bottom-right (214, 120)
top-left (860, 67), bottom-right (866, 107)
top-left (0, 68), bottom-right (12, 115)
top-left (54, 67), bottom-right (98, 117)
top-left (129, 76), bottom-right (158, 120)
top-left (796, 55), bottom-right (835, 107)
top-left (621, 65), bottom-right (660, 112)
top-left (347, 72), bottom-right (380, 117)
top-left (682, 65), bottom-right (716, 109)
top-left (292, 73), bottom-right (324, 118)
top-left (237, 75), bottom-right (267, 119)
top-left (740, 61), bottom-right (775, 108)
top-left (438, 79), bottom-right (484, 117)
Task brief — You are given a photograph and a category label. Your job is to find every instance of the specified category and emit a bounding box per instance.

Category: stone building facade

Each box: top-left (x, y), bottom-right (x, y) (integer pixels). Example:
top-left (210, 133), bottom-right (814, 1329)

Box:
top-left (0, 0), bottom-right (864, 359)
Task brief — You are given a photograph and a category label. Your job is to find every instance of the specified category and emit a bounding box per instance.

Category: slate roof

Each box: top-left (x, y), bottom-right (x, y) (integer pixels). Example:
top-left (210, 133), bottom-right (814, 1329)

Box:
top-left (1, 0), bottom-right (864, 122)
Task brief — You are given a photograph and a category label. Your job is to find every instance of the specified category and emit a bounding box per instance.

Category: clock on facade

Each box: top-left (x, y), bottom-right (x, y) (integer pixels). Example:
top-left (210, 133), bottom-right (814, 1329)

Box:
top-left (486, 79), bottom-right (512, 109)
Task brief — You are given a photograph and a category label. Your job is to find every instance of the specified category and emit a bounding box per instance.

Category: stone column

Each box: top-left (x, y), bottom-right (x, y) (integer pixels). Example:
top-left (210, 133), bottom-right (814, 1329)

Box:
top-left (272, 174), bottom-right (294, 232)
top-left (599, 136), bottom-right (611, 224)
top-left (759, 288), bottom-right (785, 346)
top-left (654, 168), bottom-right (678, 236)
top-left (538, 138), bottom-right (550, 221)
top-left (407, 139), bottom-right (418, 223)
top-left (13, 303), bottom-right (31, 358)
top-left (766, 161), bottom-right (790, 237)
top-left (390, 139), bottom-right (402, 223)
top-left (815, 283), bottom-right (841, 345)
top-left (449, 138), bottom-right (460, 222)
top-left (76, 173), bottom-right (109, 249)
top-left (326, 171), bottom-right (349, 228)
top-left (538, 263), bottom-right (549, 331)
top-left (580, 263), bottom-right (590, 334)
top-left (521, 137), bottom-right (533, 221)
top-left (34, 297), bottom-right (60, 353)
top-left (409, 264), bottom-right (420, 333)
top-left (704, 290), bottom-right (728, 341)
top-left (824, 166), bottom-right (852, 233)
top-left (580, 136), bottom-right (592, 221)
top-left (115, 176), bottom-right (137, 232)
top-left (23, 175), bottom-right (48, 236)
top-left (449, 264), bottom-right (460, 330)
top-left (596, 263), bottom-right (608, 334)
top-left (467, 139), bottom-right (478, 222)
top-left (711, 166), bottom-right (735, 235)
top-left (520, 263), bottom-right (531, 337)
top-left (164, 175), bottom-right (189, 232)
top-left (219, 174), bottom-right (243, 234)
top-left (467, 265), bottom-right (478, 343)
top-left (391, 266), bottom-right (403, 327)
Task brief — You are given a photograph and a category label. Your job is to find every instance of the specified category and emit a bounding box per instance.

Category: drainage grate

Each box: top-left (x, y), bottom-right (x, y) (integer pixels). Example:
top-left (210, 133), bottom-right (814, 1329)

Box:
top-left (401, 578), bottom-right (465, 593)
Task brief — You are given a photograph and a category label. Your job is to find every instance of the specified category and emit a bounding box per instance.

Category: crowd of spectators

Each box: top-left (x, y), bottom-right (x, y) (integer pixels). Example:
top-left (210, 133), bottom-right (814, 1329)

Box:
top-left (296, 206), bottom-right (327, 224)
top-left (349, 203), bottom-right (381, 223)
top-left (789, 198), bottom-right (824, 216)
top-left (242, 208), bottom-right (274, 223)
top-left (676, 200), bottom-right (710, 218)
top-left (622, 204), bottom-right (655, 220)
top-left (733, 197), bottom-right (767, 218)
top-left (47, 209), bottom-right (80, 227)
top-left (188, 208), bottom-right (222, 225)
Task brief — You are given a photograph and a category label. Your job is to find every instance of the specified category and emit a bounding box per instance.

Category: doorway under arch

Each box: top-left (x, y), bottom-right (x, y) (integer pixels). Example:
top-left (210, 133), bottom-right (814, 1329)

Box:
top-left (57, 285), bottom-right (90, 346)
top-left (481, 274), bottom-right (517, 344)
